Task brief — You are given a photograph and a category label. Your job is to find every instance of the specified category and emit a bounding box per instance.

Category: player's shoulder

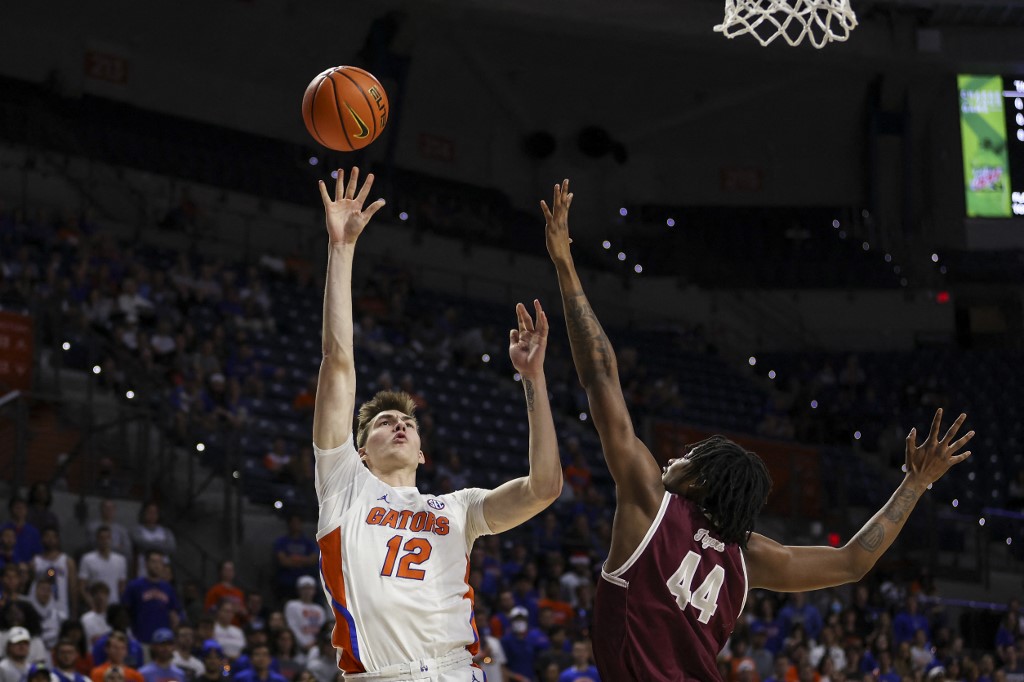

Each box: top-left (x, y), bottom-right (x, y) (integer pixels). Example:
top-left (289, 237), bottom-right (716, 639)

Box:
top-left (436, 486), bottom-right (489, 507)
top-left (312, 435), bottom-right (357, 457)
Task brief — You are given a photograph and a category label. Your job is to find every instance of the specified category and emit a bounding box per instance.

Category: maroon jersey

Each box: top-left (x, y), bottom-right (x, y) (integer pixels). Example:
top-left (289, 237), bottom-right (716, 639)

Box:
top-left (593, 493), bottom-right (748, 681)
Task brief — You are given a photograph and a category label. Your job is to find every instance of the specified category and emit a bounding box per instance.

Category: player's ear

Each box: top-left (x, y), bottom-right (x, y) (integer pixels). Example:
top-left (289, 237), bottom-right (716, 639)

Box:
top-left (358, 447), bottom-right (368, 462)
top-left (417, 450), bottom-right (426, 465)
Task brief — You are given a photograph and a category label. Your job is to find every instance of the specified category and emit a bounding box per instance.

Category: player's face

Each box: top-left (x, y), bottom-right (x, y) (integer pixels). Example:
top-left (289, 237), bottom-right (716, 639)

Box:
top-left (661, 449), bottom-right (702, 499)
top-left (361, 410), bottom-right (424, 471)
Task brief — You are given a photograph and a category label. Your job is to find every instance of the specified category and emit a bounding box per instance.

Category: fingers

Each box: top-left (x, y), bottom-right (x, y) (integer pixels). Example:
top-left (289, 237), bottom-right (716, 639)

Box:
top-left (940, 412), bottom-right (967, 444)
top-left (950, 451), bottom-right (972, 465)
top-left (948, 429), bottom-right (975, 453)
top-left (540, 200), bottom-right (552, 223)
top-left (554, 179), bottom-right (570, 209)
top-left (906, 427), bottom-right (918, 449)
top-left (355, 172), bottom-right (375, 206)
top-left (509, 329), bottom-right (519, 346)
top-left (334, 169), bottom-right (344, 202)
top-left (516, 302), bottom-right (535, 332)
top-left (363, 198), bottom-right (386, 220)
top-left (927, 408), bottom-right (943, 443)
top-left (534, 299), bottom-right (547, 333)
top-left (318, 179), bottom-right (331, 207)
top-left (346, 167), bottom-right (360, 200)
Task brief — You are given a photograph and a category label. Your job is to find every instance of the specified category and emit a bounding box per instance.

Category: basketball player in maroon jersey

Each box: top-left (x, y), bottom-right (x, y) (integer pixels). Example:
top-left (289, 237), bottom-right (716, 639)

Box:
top-left (540, 180), bottom-right (975, 682)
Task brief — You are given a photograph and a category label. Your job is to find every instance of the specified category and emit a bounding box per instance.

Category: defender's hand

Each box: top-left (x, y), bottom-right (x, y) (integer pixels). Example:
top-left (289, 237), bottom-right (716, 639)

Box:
top-left (509, 300), bottom-right (549, 377)
top-left (540, 179), bottom-right (574, 264)
top-left (318, 167), bottom-right (385, 245)
top-left (905, 408), bottom-right (974, 486)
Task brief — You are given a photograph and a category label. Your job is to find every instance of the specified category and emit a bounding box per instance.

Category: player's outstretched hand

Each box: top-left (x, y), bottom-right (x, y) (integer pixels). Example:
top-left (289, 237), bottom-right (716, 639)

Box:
top-left (318, 167), bottom-right (386, 245)
top-left (540, 179), bottom-right (574, 264)
top-left (905, 408), bottom-right (974, 486)
top-left (509, 300), bottom-right (549, 377)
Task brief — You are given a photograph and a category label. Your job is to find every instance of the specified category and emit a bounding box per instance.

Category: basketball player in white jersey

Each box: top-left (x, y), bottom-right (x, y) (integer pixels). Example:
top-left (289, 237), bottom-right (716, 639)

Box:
top-left (312, 168), bottom-right (563, 681)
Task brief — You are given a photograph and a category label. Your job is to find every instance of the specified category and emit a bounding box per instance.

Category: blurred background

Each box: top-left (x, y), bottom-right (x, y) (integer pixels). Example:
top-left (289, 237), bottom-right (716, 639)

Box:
top-left (0, 1), bottom-right (1023, 681)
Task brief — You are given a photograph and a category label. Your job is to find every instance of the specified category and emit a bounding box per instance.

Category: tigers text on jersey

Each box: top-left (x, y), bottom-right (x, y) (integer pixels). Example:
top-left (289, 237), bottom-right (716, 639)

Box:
top-left (592, 493), bottom-right (748, 681)
top-left (314, 438), bottom-right (493, 675)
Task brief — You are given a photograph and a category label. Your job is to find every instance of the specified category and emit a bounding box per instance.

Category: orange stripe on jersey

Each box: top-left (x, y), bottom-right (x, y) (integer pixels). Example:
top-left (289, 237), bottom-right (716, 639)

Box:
top-left (463, 554), bottom-right (481, 657)
top-left (317, 527), bottom-right (366, 674)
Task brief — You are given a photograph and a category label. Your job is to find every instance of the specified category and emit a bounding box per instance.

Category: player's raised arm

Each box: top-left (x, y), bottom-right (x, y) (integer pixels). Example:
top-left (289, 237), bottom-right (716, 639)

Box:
top-left (482, 300), bottom-right (563, 534)
top-left (312, 168), bottom-right (385, 450)
top-left (541, 180), bottom-right (663, 511)
top-left (745, 408), bottom-right (974, 592)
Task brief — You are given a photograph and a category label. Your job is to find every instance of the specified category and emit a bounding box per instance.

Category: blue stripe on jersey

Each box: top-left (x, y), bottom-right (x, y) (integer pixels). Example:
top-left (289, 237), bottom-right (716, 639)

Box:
top-left (319, 557), bottom-right (361, 664)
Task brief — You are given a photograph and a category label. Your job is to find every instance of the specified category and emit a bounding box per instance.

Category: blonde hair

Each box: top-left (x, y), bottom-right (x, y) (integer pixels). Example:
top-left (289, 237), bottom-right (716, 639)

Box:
top-left (356, 391), bottom-right (417, 448)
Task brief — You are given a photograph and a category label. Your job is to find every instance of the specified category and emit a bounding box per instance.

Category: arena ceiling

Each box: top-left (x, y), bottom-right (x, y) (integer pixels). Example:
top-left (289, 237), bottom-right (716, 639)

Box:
top-left (423, 0), bottom-right (1024, 62)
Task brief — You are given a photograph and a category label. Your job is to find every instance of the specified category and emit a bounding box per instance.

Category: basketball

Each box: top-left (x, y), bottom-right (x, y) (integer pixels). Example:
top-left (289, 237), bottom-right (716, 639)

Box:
top-left (302, 66), bottom-right (389, 152)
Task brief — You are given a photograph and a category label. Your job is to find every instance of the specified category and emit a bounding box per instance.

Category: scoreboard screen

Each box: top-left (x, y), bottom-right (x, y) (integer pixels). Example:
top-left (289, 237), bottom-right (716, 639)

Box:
top-left (958, 74), bottom-right (1024, 218)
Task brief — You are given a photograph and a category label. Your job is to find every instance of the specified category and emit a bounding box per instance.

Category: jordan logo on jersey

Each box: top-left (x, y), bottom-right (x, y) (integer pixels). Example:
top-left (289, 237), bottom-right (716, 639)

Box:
top-left (693, 528), bottom-right (725, 552)
top-left (377, 494), bottom-right (390, 504)
top-left (365, 507), bottom-right (451, 536)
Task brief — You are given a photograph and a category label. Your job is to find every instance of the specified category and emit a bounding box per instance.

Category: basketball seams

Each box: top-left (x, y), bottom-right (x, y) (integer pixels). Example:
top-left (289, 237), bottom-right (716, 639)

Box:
top-left (334, 68), bottom-right (378, 144)
top-left (324, 74), bottom-right (354, 152)
top-left (305, 76), bottom-right (330, 148)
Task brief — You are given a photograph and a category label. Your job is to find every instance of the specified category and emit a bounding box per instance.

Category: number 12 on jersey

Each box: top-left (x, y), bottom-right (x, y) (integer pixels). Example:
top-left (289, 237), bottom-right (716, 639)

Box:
top-left (666, 551), bottom-right (725, 624)
top-left (381, 535), bottom-right (432, 580)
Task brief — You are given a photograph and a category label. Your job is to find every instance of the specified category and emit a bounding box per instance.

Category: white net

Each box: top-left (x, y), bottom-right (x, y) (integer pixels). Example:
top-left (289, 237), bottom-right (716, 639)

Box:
top-left (714, 0), bottom-right (858, 48)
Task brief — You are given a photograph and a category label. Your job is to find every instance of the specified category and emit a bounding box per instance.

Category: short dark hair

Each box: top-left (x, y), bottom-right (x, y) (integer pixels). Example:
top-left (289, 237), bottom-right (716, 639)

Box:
top-left (682, 436), bottom-right (772, 548)
top-left (248, 643), bottom-right (271, 657)
top-left (356, 391), bottom-right (417, 448)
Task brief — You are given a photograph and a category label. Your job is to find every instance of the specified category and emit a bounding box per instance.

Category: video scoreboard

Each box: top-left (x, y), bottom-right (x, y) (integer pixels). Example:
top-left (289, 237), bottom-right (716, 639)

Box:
top-left (958, 74), bottom-right (1024, 218)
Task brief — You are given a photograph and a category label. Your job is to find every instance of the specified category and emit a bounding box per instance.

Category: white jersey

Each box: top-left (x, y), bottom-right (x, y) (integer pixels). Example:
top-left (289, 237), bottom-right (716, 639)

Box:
top-left (314, 437), bottom-right (493, 675)
top-left (33, 553), bottom-right (72, 616)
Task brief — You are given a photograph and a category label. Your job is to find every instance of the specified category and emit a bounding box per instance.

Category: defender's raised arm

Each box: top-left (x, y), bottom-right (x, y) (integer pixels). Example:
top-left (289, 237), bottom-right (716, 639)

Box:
top-left (745, 408), bottom-right (974, 591)
top-left (312, 168), bottom-right (385, 450)
top-left (541, 180), bottom-right (663, 515)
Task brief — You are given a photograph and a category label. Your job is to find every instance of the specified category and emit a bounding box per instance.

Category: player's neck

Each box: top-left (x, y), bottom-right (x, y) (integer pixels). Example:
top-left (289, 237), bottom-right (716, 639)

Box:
top-left (370, 466), bottom-right (418, 488)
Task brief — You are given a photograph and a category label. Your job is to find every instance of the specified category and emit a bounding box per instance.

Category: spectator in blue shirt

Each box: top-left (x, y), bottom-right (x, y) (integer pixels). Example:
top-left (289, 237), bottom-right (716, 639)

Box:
top-left (122, 551), bottom-right (182, 644)
top-left (893, 596), bottom-right (930, 645)
top-left (92, 606), bottom-right (145, 667)
top-left (1, 497), bottom-right (42, 563)
top-left (778, 593), bottom-right (823, 642)
top-left (232, 645), bottom-right (286, 682)
top-left (501, 607), bottom-right (537, 682)
top-left (272, 516), bottom-right (318, 601)
top-left (138, 629), bottom-right (185, 682)
top-left (559, 641), bottom-right (600, 682)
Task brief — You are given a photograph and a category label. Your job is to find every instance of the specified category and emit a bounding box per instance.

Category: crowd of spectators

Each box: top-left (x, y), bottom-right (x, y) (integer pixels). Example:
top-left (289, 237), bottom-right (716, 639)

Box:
top-left (2, 203), bottom-right (1024, 682)
top-left (0, 485), bottom-right (1023, 682)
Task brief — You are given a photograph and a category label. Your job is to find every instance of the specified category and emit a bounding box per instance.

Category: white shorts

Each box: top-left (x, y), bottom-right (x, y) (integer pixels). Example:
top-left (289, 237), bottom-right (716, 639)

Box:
top-left (342, 650), bottom-right (484, 682)
top-left (345, 665), bottom-right (485, 682)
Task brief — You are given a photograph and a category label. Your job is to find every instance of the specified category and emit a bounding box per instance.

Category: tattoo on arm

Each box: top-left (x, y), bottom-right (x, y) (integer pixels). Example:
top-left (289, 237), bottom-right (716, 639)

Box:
top-left (856, 523), bottom-right (885, 552)
top-left (564, 292), bottom-right (614, 381)
top-left (524, 379), bottom-right (535, 412)
top-left (882, 487), bottom-right (918, 522)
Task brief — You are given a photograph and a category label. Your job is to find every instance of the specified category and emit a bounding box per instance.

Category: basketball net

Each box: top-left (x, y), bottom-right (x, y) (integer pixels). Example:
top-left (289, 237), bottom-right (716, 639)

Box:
top-left (714, 0), bottom-right (858, 48)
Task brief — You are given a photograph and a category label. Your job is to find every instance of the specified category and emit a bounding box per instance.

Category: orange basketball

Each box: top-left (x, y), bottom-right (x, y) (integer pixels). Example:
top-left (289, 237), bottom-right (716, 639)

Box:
top-left (302, 66), bottom-right (389, 151)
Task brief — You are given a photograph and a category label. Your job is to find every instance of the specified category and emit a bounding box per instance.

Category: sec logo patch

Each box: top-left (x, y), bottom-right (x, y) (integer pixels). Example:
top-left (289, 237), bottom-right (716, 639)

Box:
top-left (427, 499), bottom-right (445, 510)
